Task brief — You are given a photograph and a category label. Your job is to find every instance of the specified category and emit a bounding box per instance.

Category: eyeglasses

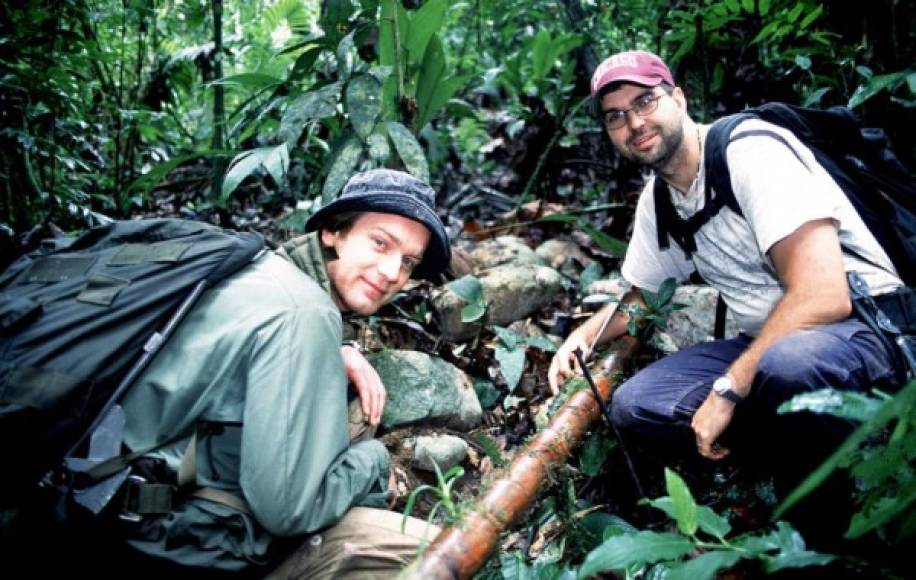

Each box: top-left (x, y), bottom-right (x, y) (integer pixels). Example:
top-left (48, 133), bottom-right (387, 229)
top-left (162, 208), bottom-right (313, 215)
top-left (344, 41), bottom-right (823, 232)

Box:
top-left (601, 92), bottom-right (664, 130)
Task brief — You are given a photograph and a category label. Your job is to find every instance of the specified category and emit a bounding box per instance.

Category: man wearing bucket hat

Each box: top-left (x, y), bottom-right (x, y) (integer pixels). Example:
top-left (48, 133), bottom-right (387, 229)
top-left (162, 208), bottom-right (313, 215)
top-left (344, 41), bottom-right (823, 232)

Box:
top-left (549, 51), bottom-right (904, 531)
top-left (109, 169), bottom-right (450, 578)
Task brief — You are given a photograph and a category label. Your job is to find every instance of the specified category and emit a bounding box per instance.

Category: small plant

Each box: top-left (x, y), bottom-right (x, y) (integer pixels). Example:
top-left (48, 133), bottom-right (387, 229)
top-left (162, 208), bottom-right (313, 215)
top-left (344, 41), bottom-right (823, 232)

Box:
top-left (577, 468), bottom-right (835, 579)
top-left (776, 380), bottom-right (916, 543)
top-left (401, 461), bottom-right (466, 534)
top-left (618, 277), bottom-right (686, 340)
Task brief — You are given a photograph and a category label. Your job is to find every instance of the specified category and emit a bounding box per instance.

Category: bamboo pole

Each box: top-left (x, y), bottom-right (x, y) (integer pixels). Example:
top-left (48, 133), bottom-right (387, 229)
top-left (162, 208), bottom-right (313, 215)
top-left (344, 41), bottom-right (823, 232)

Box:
top-left (407, 336), bottom-right (640, 579)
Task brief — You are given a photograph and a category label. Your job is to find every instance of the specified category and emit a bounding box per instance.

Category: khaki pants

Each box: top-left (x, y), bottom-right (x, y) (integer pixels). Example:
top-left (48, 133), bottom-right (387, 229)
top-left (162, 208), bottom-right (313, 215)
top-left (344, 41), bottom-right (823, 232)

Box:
top-left (265, 400), bottom-right (439, 579)
top-left (265, 507), bottom-right (440, 580)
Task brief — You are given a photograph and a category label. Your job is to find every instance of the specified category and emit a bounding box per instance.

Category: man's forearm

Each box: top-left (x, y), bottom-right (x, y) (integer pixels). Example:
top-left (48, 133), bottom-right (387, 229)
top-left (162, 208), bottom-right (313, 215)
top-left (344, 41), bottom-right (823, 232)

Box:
top-left (727, 288), bottom-right (851, 396)
top-left (576, 287), bottom-right (646, 349)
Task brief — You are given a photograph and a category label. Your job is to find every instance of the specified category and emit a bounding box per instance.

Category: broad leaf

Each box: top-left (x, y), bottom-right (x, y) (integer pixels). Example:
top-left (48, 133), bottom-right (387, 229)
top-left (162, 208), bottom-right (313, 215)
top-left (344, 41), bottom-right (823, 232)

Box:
top-left (579, 531), bottom-right (694, 578)
top-left (524, 334), bottom-right (558, 353)
top-left (322, 135), bottom-right (363, 202)
top-left (580, 431), bottom-right (616, 477)
top-left (473, 379), bottom-right (500, 409)
top-left (645, 497), bottom-right (731, 539)
top-left (491, 325), bottom-right (521, 350)
top-left (386, 121), bottom-right (429, 181)
top-left (447, 274), bottom-right (484, 304)
top-left (367, 131), bottom-right (391, 164)
top-left (261, 143), bottom-right (289, 187)
top-left (579, 224), bottom-right (627, 256)
top-left (665, 468), bottom-right (698, 536)
top-left (848, 71), bottom-right (908, 109)
top-left (777, 388), bottom-right (882, 422)
top-left (346, 74), bottom-right (382, 140)
top-left (222, 147), bottom-right (270, 201)
top-left (210, 73), bottom-right (281, 90)
top-left (405, 0), bottom-right (446, 66)
top-left (494, 345), bottom-right (525, 394)
top-left (279, 82), bottom-right (342, 146)
top-left (664, 550), bottom-right (742, 580)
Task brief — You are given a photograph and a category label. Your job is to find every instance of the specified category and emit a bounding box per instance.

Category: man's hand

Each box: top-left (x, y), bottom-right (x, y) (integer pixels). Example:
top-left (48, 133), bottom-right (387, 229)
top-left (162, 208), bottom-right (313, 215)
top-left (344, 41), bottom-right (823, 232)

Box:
top-left (341, 344), bottom-right (386, 427)
top-left (388, 470), bottom-right (399, 508)
top-left (691, 393), bottom-right (735, 460)
top-left (548, 331), bottom-right (591, 395)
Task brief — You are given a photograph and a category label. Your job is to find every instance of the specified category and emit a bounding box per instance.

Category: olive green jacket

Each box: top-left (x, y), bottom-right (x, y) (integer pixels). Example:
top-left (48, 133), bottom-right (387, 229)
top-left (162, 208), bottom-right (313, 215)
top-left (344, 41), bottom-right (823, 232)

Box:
top-left (121, 232), bottom-right (390, 571)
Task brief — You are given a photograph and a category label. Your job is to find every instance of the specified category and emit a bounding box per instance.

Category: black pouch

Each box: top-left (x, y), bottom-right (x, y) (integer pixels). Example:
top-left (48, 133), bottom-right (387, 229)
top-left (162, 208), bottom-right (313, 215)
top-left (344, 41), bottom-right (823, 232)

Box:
top-left (874, 287), bottom-right (916, 334)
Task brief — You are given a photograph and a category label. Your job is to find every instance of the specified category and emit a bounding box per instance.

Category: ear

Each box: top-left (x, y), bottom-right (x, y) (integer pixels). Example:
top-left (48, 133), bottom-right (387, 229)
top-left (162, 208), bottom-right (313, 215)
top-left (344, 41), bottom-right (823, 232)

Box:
top-left (671, 86), bottom-right (687, 110)
top-left (320, 228), bottom-right (337, 247)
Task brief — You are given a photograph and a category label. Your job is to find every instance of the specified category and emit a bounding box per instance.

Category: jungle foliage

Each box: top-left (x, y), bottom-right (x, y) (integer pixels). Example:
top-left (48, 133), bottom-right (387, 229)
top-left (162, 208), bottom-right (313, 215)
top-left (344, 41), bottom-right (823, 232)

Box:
top-left (2, 0), bottom-right (915, 577)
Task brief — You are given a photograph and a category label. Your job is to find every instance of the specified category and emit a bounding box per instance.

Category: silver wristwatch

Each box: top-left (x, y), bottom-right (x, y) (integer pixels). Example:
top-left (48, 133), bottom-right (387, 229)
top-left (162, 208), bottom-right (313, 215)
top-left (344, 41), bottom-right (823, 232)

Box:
top-left (712, 375), bottom-right (743, 404)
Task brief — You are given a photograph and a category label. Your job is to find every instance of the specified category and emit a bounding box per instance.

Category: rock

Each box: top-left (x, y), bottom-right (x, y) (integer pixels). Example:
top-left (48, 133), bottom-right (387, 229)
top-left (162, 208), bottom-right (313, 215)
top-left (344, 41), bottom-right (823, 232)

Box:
top-left (535, 239), bottom-right (592, 270)
top-left (413, 435), bottom-right (469, 472)
top-left (432, 264), bottom-right (563, 341)
top-left (662, 285), bottom-right (738, 350)
top-left (458, 236), bottom-right (546, 270)
top-left (368, 349), bottom-right (482, 430)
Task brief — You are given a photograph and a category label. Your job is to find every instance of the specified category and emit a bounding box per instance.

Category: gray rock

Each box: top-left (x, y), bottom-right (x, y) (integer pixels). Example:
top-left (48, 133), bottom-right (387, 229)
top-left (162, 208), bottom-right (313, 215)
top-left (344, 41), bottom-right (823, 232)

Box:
top-left (662, 285), bottom-right (738, 350)
top-left (459, 236), bottom-right (546, 270)
top-left (432, 264), bottom-right (563, 341)
top-left (535, 239), bottom-right (592, 270)
top-left (413, 435), bottom-right (469, 473)
top-left (368, 350), bottom-right (482, 430)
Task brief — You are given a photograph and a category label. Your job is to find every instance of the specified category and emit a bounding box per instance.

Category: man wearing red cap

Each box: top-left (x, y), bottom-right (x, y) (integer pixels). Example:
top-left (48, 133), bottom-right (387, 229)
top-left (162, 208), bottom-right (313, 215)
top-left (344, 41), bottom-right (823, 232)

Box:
top-left (549, 50), bottom-right (905, 524)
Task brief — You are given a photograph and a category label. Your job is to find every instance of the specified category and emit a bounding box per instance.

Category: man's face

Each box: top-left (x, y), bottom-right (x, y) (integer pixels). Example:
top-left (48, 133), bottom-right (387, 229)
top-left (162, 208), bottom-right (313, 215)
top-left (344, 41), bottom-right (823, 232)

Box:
top-left (322, 212), bottom-right (430, 315)
top-left (600, 84), bottom-right (686, 169)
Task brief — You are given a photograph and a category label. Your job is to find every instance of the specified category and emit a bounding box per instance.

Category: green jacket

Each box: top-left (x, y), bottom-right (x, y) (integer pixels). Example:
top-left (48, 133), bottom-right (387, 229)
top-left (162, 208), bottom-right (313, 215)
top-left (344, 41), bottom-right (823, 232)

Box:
top-left (121, 232), bottom-right (390, 571)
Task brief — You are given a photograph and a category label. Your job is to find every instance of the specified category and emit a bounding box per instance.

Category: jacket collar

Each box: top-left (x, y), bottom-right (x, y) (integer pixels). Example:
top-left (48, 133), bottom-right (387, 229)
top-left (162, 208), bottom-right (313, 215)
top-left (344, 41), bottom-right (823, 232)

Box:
top-left (276, 232), bottom-right (335, 298)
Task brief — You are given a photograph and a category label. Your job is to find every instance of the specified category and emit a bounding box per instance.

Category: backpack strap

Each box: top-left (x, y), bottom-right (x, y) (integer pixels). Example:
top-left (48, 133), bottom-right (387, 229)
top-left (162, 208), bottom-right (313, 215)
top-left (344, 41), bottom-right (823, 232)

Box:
top-left (653, 113), bottom-right (752, 257)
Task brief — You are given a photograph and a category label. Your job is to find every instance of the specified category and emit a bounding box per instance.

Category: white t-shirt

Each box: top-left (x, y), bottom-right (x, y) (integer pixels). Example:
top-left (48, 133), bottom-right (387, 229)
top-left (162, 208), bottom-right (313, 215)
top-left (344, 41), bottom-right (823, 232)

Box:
top-left (621, 119), bottom-right (902, 336)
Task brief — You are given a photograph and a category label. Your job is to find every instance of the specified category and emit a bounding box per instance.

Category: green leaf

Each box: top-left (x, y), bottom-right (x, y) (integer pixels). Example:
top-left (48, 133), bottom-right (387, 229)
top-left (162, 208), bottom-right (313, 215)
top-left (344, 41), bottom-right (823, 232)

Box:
top-left (279, 82), bottom-right (342, 146)
top-left (579, 225), bottom-right (627, 256)
top-left (740, 0), bottom-right (754, 12)
top-left (447, 274), bottom-right (484, 304)
top-left (346, 74), bottom-right (383, 140)
top-left (523, 334), bottom-right (558, 353)
top-left (802, 87), bottom-right (832, 107)
top-left (322, 135), bottom-right (364, 202)
top-left (580, 431), bottom-right (616, 477)
top-left (378, 0), bottom-right (410, 114)
top-left (724, 0), bottom-right (740, 13)
top-left (128, 149), bottom-right (234, 194)
top-left (473, 379), bottom-right (501, 409)
top-left (367, 131), bottom-right (391, 163)
top-left (848, 71), bottom-right (908, 109)
top-left (385, 121), bottom-right (429, 181)
top-left (759, 0), bottom-right (771, 15)
top-left (786, 2), bottom-right (805, 23)
top-left (647, 497), bottom-right (733, 540)
top-left (536, 213), bottom-right (579, 223)
top-left (664, 550), bottom-right (742, 580)
top-left (336, 31), bottom-right (356, 82)
top-left (491, 325), bottom-right (520, 350)
top-left (416, 40), bottom-right (467, 129)
top-left (415, 34), bottom-right (446, 125)
top-left (261, 143), bottom-right (289, 187)
top-left (210, 73), bottom-right (282, 90)
top-left (751, 20), bottom-right (780, 45)
top-left (799, 4), bottom-right (823, 29)
top-left (579, 531), bottom-right (694, 578)
top-left (405, 0), bottom-right (446, 66)
top-left (531, 29), bottom-right (553, 84)
top-left (777, 388), bottom-right (883, 422)
top-left (665, 468), bottom-right (698, 536)
top-left (494, 344), bottom-right (526, 393)
top-left (846, 483), bottom-right (916, 538)
top-left (222, 147), bottom-right (270, 201)
top-left (578, 262), bottom-right (605, 295)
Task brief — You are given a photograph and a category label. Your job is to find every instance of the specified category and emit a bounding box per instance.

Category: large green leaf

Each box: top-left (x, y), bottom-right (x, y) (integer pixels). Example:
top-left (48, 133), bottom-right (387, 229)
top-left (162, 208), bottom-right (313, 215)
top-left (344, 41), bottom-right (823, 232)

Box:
top-left (378, 0), bottom-right (410, 116)
top-left (367, 130), bottom-right (391, 164)
top-left (322, 135), bottom-right (364, 202)
top-left (210, 73), bottom-right (282, 91)
top-left (415, 34), bottom-right (445, 127)
top-left (848, 71), bottom-right (908, 109)
top-left (644, 497), bottom-right (731, 540)
top-left (346, 74), bottom-right (383, 140)
top-left (405, 0), bottom-right (446, 66)
top-left (579, 224), bottom-right (627, 257)
top-left (385, 121), bottom-right (429, 181)
top-left (128, 149), bottom-right (234, 194)
top-left (261, 143), bottom-right (289, 188)
top-left (664, 550), bottom-right (742, 580)
top-left (665, 468), bottom-right (698, 537)
top-left (579, 531), bottom-right (694, 578)
top-left (222, 147), bottom-right (271, 201)
top-left (580, 431), bottom-right (616, 477)
top-left (531, 29), bottom-right (553, 85)
top-left (494, 344), bottom-right (525, 394)
top-left (279, 82), bottom-right (342, 146)
top-left (777, 388), bottom-right (883, 422)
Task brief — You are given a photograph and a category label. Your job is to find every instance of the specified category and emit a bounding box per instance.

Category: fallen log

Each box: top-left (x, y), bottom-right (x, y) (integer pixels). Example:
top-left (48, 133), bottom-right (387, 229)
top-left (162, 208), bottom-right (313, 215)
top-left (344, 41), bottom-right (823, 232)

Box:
top-left (406, 336), bottom-right (640, 579)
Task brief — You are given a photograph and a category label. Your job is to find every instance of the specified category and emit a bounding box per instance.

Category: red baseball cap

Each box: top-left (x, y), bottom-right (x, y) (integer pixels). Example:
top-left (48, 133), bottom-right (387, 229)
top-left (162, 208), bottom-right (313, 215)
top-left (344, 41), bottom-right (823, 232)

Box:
top-left (590, 51), bottom-right (675, 96)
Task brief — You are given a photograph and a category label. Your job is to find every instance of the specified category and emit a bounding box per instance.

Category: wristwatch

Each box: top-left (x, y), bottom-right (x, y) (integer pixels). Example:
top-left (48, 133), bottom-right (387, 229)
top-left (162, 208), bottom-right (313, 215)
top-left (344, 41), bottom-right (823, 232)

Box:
top-left (712, 375), bottom-right (744, 404)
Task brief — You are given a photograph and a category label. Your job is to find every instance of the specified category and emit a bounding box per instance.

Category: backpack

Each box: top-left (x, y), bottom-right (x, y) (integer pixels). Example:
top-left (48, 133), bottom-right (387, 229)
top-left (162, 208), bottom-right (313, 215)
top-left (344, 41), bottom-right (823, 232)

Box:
top-left (654, 102), bottom-right (916, 286)
top-left (0, 218), bottom-right (264, 509)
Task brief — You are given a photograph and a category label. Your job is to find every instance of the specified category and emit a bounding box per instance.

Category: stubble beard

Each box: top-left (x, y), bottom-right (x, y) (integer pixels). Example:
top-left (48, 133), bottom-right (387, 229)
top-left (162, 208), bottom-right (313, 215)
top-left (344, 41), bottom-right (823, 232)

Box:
top-left (619, 123), bottom-right (685, 172)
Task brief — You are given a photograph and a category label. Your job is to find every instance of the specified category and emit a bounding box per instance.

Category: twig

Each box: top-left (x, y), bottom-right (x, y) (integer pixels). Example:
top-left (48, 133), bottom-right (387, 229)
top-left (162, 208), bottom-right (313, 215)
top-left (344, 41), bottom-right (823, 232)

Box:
top-left (574, 347), bottom-right (645, 498)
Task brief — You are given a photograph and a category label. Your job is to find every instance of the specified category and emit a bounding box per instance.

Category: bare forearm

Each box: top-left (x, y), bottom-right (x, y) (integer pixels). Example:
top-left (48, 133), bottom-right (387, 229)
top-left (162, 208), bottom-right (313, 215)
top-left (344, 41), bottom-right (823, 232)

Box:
top-left (728, 287), bottom-right (851, 395)
top-left (573, 287), bottom-right (646, 349)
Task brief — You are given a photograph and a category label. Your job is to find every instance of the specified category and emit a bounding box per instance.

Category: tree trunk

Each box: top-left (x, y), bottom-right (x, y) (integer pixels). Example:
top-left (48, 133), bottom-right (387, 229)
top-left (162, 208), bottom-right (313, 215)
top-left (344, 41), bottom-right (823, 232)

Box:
top-left (406, 336), bottom-right (640, 579)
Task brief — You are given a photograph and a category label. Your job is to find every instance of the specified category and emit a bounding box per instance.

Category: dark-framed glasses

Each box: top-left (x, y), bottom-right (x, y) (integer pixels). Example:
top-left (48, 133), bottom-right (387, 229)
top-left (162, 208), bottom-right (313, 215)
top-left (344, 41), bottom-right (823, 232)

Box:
top-left (602, 93), bottom-right (664, 130)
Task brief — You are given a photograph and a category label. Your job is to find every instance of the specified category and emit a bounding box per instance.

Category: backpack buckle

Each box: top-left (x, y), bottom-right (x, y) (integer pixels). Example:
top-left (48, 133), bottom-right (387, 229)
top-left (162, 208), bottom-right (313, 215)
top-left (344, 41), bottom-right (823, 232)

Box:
top-left (119, 475), bottom-right (174, 522)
